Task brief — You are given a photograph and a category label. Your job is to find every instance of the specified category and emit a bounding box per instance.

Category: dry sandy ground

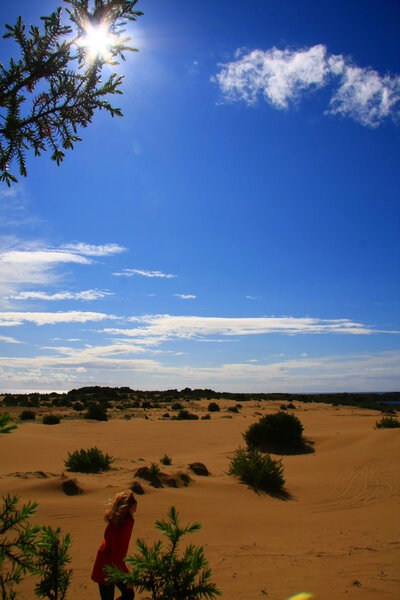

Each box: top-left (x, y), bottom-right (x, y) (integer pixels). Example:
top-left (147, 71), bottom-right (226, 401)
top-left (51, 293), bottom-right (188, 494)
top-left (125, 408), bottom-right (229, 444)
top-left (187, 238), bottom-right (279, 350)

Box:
top-left (0, 400), bottom-right (399, 599)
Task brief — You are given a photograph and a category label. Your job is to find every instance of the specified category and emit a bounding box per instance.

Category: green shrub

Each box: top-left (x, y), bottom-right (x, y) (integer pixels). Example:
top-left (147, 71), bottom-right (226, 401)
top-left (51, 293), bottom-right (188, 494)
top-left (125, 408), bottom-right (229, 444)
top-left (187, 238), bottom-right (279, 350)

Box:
top-left (20, 410), bottom-right (36, 421)
top-left (65, 447), bottom-right (113, 473)
top-left (376, 416), bottom-right (400, 429)
top-left (201, 414), bottom-right (211, 420)
top-left (0, 412), bottom-right (18, 434)
top-left (141, 401), bottom-right (152, 409)
top-left (173, 409), bottom-right (199, 421)
top-left (208, 402), bottom-right (220, 412)
top-left (171, 402), bottom-right (182, 410)
top-left (35, 526), bottom-right (72, 600)
top-left (106, 506), bottom-right (221, 599)
top-left (244, 411), bottom-right (306, 453)
top-left (229, 446), bottom-right (285, 493)
top-left (84, 402), bottom-right (108, 421)
top-left (162, 412), bottom-right (170, 419)
top-left (0, 495), bottom-right (71, 600)
top-left (72, 401), bottom-right (84, 412)
top-left (42, 414), bottom-right (60, 425)
top-left (160, 454), bottom-right (172, 466)
top-left (227, 406), bottom-right (239, 413)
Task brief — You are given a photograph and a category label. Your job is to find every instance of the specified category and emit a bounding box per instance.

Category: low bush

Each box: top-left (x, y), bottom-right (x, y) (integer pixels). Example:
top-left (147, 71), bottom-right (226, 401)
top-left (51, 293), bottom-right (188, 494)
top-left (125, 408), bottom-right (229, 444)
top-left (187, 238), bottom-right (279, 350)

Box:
top-left (42, 415), bottom-right (60, 425)
top-left (171, 402), bottom-right (182, 410)
top-left (19, 410), bottom-right (36, 421)
top-left (141, 401), bottom-right (152, 409)
top-left (85, 402), bottom-right (108, 421)
top-left (208, 402), bottom-right (220, 412)
top-left (173, 409), bottom-right (199, 421)
top-left (227, 406), bottom-right (239, 413)
top-left (228, 446), bottom-right (285, 493)
top-left (72, 401), bottom-right (84, 412)
top-left (244, 411), bottom-right (307, 453)
top-left (162, 412), bottom-right (170, 419)
top-left (160, 454), bottom-right (172, 466)
top-left (201, 414), bottom-right (211, 420)
top-left (0, 412), bottom-right (18, 434)
top-left (65, 447), bottom-right (113, 473)
top-left (376, 416), bottom-right (400, 429)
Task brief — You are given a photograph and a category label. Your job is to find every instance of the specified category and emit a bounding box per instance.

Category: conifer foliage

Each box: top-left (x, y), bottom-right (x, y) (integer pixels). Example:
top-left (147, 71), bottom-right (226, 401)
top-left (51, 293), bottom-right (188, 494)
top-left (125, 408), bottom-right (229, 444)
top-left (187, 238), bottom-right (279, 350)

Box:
top-left (0, 0), bottom-right (143, 185)
top-left (106, 505), bottom-right (221, 599)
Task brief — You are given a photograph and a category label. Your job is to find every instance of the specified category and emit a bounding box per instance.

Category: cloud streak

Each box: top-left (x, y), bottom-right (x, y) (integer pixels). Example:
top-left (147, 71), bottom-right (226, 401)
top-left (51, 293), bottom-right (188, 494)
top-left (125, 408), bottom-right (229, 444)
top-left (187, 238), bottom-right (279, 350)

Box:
top-left (214, 45), bottom-right (400, 127)
top-left (10, 290), bottom-right (113, 302)
top-left (104, 314), bottom-right (394, 342)
top-left (113, 268), bottom-right (177, 279)
top-left (0, 311), bottom-right (117, 327)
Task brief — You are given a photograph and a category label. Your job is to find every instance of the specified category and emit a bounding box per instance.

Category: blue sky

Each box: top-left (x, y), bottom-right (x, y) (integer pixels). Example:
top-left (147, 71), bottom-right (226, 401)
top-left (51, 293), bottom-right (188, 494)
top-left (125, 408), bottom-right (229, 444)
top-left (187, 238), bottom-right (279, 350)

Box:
top-left (0, 0), bottom-right (399, 392)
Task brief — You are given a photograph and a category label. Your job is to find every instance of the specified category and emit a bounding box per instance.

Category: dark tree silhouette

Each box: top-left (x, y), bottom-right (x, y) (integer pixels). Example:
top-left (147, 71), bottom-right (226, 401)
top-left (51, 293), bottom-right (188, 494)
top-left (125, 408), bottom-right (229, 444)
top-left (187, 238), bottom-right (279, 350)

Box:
top-left (0, 0), bottom-right (143, 185)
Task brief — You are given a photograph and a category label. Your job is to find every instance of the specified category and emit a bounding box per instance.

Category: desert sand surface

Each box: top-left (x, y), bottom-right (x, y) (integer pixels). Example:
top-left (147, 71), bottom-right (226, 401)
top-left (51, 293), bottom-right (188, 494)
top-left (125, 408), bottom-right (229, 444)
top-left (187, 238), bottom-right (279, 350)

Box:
top-left (0, 400), bottom-right (399, 599)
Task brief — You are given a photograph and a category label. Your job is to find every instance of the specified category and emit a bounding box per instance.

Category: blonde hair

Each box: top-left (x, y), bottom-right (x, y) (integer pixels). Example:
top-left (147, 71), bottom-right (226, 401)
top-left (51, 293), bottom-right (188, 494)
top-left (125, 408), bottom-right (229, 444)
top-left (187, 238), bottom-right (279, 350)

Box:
top-left (105, 490), bottom-right (137, 525)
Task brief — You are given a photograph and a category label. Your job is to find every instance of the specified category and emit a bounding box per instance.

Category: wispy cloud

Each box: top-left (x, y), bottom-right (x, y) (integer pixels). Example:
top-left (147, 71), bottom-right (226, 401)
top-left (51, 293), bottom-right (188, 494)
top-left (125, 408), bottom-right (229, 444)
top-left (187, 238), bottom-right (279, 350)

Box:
top-left (0, 239), bottom-right (125, 303)
top-left (0, 311), bottom-right (117, 327)
top-left (0, 334), bottom-right (21, 344)
top-left (62, 243), bottom-right (126, 256)
top-left (174, 294), bottom-right (196, 300)
top-left (10, 290), bottom-right (113, 302)
top-left (104, 314), bottom-right (395, 343)
top-left (113, 268), bottom-right (177, 279)
top-left (214, 45), bottom-right (400, 127)
top-left (245, 295), bottom-right (263, 300)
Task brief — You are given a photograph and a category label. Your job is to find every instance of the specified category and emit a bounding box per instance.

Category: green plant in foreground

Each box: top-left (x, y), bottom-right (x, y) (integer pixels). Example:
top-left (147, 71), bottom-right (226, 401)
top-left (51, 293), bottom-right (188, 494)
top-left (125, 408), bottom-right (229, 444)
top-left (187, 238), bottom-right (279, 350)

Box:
top-left (376, 416), bottom-right (400, 429)
top-left (34, 527), bottom-right (72, 600)
top-left (0, 413), bottom-right (18, 434)
top-left (0, 495), bottom-right (72, 600)
top-left (0, 495), bottom-right (40, 599)
top-left (229, 446), bottom-right (285, 493)
top-left (106, 505), bottom-right (221, 599)
top-left (65, 447), bottom-right (113, 473)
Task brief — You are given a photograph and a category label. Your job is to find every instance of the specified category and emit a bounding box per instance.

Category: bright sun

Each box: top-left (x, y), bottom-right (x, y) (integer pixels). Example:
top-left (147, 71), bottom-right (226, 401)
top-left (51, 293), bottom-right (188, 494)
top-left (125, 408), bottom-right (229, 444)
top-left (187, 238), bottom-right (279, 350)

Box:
top-left (77, 24), bottom-right (114, 60)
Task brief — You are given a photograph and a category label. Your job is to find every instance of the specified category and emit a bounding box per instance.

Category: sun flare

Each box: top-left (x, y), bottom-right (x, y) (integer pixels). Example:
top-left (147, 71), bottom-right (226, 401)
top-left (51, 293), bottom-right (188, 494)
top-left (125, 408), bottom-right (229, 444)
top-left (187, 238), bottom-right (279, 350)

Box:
top-left (77, 23), bottom-right (115, 60)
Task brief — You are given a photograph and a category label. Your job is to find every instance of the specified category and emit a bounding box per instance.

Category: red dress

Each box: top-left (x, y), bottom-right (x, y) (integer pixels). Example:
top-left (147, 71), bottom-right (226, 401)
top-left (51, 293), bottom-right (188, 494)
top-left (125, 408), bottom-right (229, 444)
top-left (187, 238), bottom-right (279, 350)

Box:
top-left (91, 516), bottom-right (134, 585)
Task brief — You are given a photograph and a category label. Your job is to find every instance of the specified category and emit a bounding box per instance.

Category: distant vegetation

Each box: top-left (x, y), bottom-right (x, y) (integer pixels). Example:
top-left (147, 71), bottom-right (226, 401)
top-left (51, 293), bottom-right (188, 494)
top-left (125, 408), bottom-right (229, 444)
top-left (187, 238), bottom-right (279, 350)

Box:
top-left (42, 414), bottom-right (60, 425)
top-left (19, 410), bottom-right (36, 421)
top-left (65, 447), bottom-right (113, 473)
top-left (1, 387), bottom-right (398, 415)
top-left (376, 416), bottom-right (400, 429)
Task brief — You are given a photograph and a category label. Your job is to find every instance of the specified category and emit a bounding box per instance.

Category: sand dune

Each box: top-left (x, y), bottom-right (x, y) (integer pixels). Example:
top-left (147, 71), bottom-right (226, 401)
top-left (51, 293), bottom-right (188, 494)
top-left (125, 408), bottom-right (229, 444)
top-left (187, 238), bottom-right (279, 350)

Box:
top-left (0, 400), bottom-right (399, 599)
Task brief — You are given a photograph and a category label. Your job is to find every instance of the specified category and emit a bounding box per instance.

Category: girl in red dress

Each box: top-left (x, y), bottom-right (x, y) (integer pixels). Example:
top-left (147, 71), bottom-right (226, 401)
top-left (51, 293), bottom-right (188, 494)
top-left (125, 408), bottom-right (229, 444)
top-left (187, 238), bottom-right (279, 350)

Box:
top-left (91, 490), bottom-right (137, 600)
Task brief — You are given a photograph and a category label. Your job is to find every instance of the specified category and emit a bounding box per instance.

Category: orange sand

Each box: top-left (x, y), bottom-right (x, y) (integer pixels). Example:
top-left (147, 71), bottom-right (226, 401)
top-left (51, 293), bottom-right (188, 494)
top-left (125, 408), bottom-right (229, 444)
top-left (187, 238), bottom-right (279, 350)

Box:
top-left (0, 400), bottom-right (399, 599)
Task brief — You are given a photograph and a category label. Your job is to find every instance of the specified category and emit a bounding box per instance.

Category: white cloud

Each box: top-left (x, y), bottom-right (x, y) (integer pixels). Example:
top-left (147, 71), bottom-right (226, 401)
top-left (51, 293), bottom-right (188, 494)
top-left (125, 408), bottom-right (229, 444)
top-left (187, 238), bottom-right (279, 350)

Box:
top-left (214, 44), bottom-right (400, 127)
top-left (113, 268), bottom-right (176, 279)
top-left (0, 334), bottom-right (21, 344)
top-left (0, 311), bottom-right (117, 327)
top-left (10, 290), bottom-right (113, 302)
top-left (104, 314), bottom-right (390, 342)
top-left (62, 243), bottom-right (126, 256)
top-left (214, 45), bottom-right (328, 108)
top-left (0, 239), bottom-right (124, 304)
top-left (245, 295), bottom-right (263, 300)
top-left (174, 294), bottom-right (196, 300)
top-left (328, 62), bottom-right (400, 127)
